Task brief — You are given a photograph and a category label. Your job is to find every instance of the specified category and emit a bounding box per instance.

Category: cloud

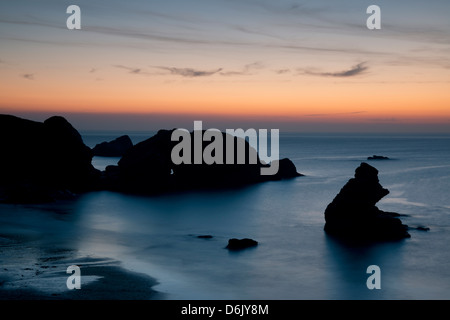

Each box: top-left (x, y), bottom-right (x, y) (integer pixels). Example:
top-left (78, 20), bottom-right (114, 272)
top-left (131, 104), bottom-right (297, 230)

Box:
top-left (299, 62), bottom-right (369, 78)
top-left (115, 64), bottom-right (223, 78)
top-left (155, 66), bottom-right (223, 77)
top-left (275, 69), bottom-right (291, 74)
top-left (226, 0), bottom-right (327, 18)
top-left (86, 25), bottom-right (232, 47)
top-left (22, 74), bottom-right (35, 80)
top-left (220, 62), bottom-right (264, 76)
top-left (113, 65), bottom-right (151, 75)
top-left (232, 25), bottom-right (285, 42)
top-left (0, 17), bottom-right (60, 30)
top-left (0, 16), bottom-right (388, 59)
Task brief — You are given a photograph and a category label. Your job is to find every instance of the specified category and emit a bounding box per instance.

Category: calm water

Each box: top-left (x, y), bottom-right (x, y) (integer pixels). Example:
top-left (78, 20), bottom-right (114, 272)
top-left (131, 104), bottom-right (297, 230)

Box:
top-left (2, 133), bottom-right (450, 299)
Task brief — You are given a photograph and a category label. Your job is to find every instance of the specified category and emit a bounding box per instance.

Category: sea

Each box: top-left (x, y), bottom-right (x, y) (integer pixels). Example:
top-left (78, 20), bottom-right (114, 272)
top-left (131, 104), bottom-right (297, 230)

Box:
top-left (2, 132), bottom-right (450, 300)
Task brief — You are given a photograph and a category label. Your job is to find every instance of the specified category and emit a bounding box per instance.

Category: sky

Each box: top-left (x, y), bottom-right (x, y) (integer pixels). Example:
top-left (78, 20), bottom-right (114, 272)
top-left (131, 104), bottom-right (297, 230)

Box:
top-left (0, 0), bottom-right (449, 132)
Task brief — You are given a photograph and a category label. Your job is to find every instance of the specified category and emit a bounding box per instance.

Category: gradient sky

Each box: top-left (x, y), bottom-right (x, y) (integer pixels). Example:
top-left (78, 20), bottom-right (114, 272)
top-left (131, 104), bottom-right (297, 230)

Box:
top-left (1, 0), bottom-right (449, 132)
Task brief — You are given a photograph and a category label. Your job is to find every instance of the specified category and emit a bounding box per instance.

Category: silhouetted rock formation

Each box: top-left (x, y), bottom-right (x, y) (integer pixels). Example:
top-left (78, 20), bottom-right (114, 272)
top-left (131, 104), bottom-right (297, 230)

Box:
top-left (226, 238), bottom-right (258, 250)
top-left (112, 129), bottom-right (174, 193)
top-left (0, 114), bottom-right (301, 202)
top-left (270, 158), bottom-right (304, 180)
top-left (105, 129), bottom-right (302, 194)
top-left (324, 162), bottom-right (410, 241)
top-left (93, 135), bottom-right (133, 157)
top-left (368, 155), bottom-right (390, 160)
top-left (0, 114), bottom-right (100, 203)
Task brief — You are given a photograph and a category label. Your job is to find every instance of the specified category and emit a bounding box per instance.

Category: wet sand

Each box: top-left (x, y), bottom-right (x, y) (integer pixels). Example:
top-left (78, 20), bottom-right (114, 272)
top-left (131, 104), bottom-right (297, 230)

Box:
top-left (0, 232), bottom-right (164, 300)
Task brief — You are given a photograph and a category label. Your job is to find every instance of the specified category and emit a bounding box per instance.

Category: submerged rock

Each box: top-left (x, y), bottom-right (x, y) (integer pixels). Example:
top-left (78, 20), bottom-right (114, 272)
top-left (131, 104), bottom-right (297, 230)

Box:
top-left (93, 135), bottom-right (133, 157)
top-left (226, 238), bottom-right (258, 250)
top-left (324, 162), bottom-right (410, 241)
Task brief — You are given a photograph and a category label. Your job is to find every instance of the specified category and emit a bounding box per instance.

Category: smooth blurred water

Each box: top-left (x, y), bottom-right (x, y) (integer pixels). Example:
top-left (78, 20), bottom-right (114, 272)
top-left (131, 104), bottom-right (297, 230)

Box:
top-left (2, 133), bottom-right (450, 299)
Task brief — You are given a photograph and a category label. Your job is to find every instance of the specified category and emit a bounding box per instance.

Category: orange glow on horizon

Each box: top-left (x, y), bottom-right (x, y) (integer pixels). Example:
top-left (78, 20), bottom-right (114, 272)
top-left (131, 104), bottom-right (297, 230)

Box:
top-left (1, 64), bottom-right (449, 127)
top-left (1, 0), bottom-right (450, 132)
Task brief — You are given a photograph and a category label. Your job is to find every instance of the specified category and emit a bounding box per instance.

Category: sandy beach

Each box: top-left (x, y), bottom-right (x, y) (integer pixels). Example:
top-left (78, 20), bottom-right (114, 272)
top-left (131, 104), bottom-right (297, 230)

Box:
top-left (0, 205), bottom-right (163, 300)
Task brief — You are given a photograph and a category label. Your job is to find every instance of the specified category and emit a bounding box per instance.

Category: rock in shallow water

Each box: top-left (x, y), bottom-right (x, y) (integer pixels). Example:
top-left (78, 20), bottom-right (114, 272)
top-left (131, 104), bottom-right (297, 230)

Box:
top-left (226, 238), bottom-right (258, 250)
top-left (324, 162), bottom-right (410, 241)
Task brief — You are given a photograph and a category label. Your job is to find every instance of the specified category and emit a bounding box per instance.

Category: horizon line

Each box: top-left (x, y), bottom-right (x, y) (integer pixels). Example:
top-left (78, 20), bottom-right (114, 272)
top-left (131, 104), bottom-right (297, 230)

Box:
top-left (2, 111), bottom-right (450, 134)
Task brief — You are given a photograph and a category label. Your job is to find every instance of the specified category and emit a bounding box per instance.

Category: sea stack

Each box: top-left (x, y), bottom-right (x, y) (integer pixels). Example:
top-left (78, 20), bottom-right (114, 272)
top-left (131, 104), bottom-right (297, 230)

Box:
top-left (324, 162), bottom-right (410, 241)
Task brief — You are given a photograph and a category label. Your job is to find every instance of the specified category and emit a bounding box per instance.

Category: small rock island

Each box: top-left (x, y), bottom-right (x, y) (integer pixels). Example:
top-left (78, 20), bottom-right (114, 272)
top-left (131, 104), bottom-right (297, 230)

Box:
top-left (226, 238), bottom-right (258, 250)
top-left (367, 155), bottom-right (390, 160)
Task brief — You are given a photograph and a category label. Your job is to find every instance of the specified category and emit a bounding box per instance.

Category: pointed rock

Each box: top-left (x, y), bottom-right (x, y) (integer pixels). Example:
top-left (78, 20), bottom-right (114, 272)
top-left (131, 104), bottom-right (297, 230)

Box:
top-left (324, 162), bottom-right (410, 241)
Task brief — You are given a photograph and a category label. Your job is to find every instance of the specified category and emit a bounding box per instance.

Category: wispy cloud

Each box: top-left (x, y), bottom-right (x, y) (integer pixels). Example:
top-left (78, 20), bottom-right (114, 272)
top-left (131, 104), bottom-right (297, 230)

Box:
top-left (154, 66), bottom-right (223, 77)
top-left (232, 25), bottom-right (286, 41)
top-left (226, 0), bottom-right (328, 18)
top-left (86, 25), bottom-right (234, 47)
top-left (21, 73), bottom-right (35, 80)
top-left (0, 16), bottom-right (60, 29)
top-left (114, 64), bottom-right (223, 78)
top-left (220, 62), bottom-right (264, 76)
top-left (299, 62), bottom-right (369, 77)
top-left (114, 62), bottom-right (269, 78)
top-left (0, 15), bottom-right (389, 58)
top-left (113, 65), bottom-right (151, 75)
top-left (275, 69), bottom-right (291, 74)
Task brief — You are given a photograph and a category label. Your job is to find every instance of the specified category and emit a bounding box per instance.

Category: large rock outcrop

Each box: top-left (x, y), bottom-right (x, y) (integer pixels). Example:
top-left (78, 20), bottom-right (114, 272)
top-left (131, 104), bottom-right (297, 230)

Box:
top-left (104, 129), bottom-right (302, 194)
top-left (92, 135), bottom-right (133, 157)
top-left (0, 114), bottom-right (302, 202)
top-left (324, 162), bottom-right (410, 241)
top-left (0, 114), bottom-right (100, 203)
top-left (110, 129), bottom-right (174, 193)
